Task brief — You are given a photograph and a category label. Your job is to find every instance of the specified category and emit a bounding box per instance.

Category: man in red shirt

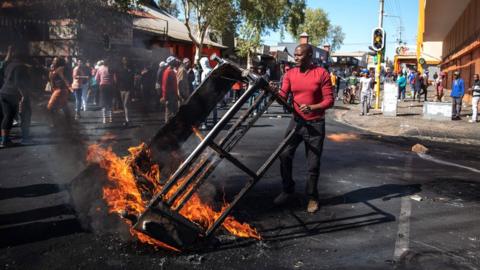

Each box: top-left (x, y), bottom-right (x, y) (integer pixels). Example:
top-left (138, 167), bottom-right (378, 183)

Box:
top-left (273, 44), bottom-right (334, 213)
top-left (161, 56), bottom-right (179, 122)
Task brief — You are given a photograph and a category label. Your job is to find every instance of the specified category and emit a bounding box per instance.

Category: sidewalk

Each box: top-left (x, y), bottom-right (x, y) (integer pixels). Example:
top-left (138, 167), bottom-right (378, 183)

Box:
top-left (331, 87), bottom-right (480, 145)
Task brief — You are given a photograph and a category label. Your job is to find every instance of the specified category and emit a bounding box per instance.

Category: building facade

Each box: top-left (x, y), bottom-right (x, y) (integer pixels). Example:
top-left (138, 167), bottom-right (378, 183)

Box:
top-left (419, 0), bottom-right (480, 103)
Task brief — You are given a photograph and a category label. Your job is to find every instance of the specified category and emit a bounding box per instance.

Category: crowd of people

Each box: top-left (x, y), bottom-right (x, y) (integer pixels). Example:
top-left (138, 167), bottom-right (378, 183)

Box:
top-left (0, 43), bottom-right (294, 148)
top-left (329, 66), bottom-right (479, 122)
top-left (0, 43), bottom-right (211, 148)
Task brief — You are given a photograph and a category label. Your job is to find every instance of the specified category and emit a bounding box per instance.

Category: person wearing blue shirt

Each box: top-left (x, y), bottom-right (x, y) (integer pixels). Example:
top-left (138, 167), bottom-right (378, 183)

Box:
top-left (450, 71), bottom-right (464, 120)
top-left (397, 72), bottom-right (407, 101)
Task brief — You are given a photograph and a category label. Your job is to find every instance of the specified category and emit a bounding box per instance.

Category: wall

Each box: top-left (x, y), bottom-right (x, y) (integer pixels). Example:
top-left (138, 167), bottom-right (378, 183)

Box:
top-left (442, 0), bottom-right (480, 58)
top-left (422, 41), bottom-right (443, 62)
top-left (440, 0), bottom-right (480, 104)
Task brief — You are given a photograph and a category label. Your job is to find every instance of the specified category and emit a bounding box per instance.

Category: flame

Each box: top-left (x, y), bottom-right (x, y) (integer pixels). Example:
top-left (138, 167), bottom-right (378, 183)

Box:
top-left (327, 133), bottom-right (359, 142)
top-left (192, 127), bottom-right (205, 140)
top-left (86, 131), bottom-right (261, 250)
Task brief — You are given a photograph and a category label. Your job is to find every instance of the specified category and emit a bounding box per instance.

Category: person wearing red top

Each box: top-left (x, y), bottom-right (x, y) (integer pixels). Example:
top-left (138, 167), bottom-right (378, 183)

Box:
top-left (161, 56), bottom-right (179, 122)
top-left (273, 44), bottom-right (334, 213)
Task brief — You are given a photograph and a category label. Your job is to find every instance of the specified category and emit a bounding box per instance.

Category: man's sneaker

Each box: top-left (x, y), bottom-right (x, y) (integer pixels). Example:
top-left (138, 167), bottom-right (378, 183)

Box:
top-left (307, 199), bottom-right (319, 213)
top-left (273, 192), bottom-right (293, 205)
top-left (468, 119), bottom-right (476, 123)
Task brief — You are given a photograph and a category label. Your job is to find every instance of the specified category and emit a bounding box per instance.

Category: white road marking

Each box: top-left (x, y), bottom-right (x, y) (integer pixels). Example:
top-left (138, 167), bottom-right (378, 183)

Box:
top-left (417, 153), bottom-right (480, 174)
top-left (393, 196), bottom-right (412, 260)
top-left (393, 156), bottom-right (413, 261)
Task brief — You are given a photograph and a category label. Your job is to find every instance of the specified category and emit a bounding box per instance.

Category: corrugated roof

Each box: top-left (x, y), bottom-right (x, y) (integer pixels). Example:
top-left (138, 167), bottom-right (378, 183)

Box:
top-left (133, 5), bottom-right (226, 49)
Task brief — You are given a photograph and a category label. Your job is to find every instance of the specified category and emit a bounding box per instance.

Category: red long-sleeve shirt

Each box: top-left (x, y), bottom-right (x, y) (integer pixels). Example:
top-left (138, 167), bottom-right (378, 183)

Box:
top-left (280, 65), bottom-right (334, 121)
top-left (162, 66), bottom-right (178, 100)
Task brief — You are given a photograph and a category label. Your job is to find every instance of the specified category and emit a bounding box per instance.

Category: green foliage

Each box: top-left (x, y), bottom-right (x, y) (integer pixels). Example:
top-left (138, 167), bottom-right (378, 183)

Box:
top-left (327, 25), bottom-right (345, 52)
top-left (283, 0), bottom-right (306, 38)
top-left (289, 7), bottom-right (344, 51)
top-left (157, 0), bottom-right (179, 16)
top-left (236, 22), bottom-right (261, 58)
top-left (294, 7), bottom-right (330, 46)
top-left (236, 0), bottom-right (305, 59)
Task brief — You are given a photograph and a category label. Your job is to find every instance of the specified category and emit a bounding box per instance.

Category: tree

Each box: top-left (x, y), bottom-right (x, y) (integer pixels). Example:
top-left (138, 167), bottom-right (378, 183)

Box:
top-left (326, 25), bottom-right (345, 52)
top-left (157, 0), bottom-right (179, 17)
top-left (291, 7), bottom-right (330, 46)
top-left (236, 0), bottom-right (306, 66)
top-left (289, 7), bottom-right (345, 51)
top-left (179, 0), bottom-right (236, 63)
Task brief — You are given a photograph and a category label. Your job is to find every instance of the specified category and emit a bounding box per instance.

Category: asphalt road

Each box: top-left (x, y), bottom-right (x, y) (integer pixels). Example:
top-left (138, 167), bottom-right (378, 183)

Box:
top-left (0, 101), bottom-right (479, 270)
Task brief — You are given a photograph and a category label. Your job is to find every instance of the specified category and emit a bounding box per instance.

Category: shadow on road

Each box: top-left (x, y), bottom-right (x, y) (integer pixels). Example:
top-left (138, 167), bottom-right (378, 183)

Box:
top-left (201, 184), bottom-right (421, 254)
top-left (0, 184), bottom-right (68, 200)
top-left (0, 183), bottom-right (83, 248)
top-left (321, 184), bottom-right (422, 205)
top-left (0, 218), bottom-right (83, 248)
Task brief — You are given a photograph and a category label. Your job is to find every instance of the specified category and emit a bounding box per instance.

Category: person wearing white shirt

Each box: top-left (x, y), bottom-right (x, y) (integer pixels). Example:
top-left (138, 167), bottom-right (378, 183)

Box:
top-left (359, 71), bottom-right (374, 116)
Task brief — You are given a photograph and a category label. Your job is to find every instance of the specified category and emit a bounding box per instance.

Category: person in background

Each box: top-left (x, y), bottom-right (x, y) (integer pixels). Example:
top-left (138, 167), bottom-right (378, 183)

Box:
top-left (359, 71), bottom-right (373, 116)
top-left (177, 58), bottom-right (193, 104)
top-left (95, 58), bottom-right (116, 124)
top-left (257, 65), bottom-right (270, 113)
top-left (184, 58), bottom-right (195, 94)
top-left (450, 71), bottom-right (464, 120)
top-left (192, 63), bottom-right (201, 90)
top-left (71, 58), bottom-right (89, 119)
top-left (330, 71), bottom-right (338, 100)
top-left (231, 81), bottom-right (243, 103)
top-left (0, 45), bottom-right (30, 147)
top-left (396, 72), bottom-right (407, 101)
top-left (156, 61), bottom-right (167, 104)
top-left (117, 57), bottom-right (134, 126)
top-left (47, 57), bottom-right (73, 127)
top-left (435, 72), bottom-right (445, 102)
top-left (469, 74), bottom-right (480, 123)
top-left (408, 70), bottom-right (415, 99)
top-left (414, 71), bottom-right (423, 101)
top-left (161, 56), bottom-right (179, 122)
top-left (199, 57), bottom-right (214, 129)
top-left (419, 72), bottom-right (428, 102)
top-left (89, 60), bottom-right (102, 106)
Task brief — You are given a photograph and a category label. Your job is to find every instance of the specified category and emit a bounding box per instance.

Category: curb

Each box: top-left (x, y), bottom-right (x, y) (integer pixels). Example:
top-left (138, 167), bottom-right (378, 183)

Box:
top-left (331, 109), bottom-right (480, 146)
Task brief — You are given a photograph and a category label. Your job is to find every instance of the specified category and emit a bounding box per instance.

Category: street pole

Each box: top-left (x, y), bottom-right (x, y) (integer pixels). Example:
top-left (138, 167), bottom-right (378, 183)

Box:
top-left (375, 0), bottom-right (384, 110)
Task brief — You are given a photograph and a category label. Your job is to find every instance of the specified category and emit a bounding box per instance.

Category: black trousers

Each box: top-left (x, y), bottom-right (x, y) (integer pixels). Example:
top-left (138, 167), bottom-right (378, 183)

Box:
top-left (0, 93), bottom-right (21, 131)
top-left (279, 118), bottom-right (325, 199)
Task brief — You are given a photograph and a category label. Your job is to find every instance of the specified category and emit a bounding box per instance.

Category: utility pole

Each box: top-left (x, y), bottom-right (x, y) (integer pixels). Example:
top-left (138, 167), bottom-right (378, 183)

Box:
top-left (374, 0), bottom-right (384, 110)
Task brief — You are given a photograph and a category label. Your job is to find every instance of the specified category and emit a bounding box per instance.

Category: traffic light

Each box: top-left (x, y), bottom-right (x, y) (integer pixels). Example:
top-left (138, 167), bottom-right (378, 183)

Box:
top-left (372, 27), bottom-right (385, 51)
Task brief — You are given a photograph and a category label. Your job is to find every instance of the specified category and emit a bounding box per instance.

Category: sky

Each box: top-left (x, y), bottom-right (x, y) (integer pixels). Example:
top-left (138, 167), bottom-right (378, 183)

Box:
top-left (263, 0), bottom-right (419, 59)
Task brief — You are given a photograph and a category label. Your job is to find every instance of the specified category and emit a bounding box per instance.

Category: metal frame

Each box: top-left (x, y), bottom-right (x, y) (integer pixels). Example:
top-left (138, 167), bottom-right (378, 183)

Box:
top-left (133, 57), bottom-right (295, 247)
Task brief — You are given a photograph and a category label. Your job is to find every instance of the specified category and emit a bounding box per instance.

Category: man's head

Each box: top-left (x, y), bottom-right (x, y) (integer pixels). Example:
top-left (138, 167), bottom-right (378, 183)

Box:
top-left (166, 56), bottom-right (178, 68)
top-left (294, 44), bottom-right (313, 68)
top-left (257, 65), bottom-right (266, 75)
top-left (121, 56), bottom-right (128, 66)
top-left (454, 71), bottom-right (460, 79)
top-left (76, 58), bottom-right (83, 67)
top-left (474, 74), bottom-right (479, 81)
top-left (182, 58), bottom-right (191, 68)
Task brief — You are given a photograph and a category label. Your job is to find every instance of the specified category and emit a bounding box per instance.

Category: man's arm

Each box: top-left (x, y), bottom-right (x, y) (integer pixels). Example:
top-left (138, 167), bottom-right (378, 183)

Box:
top-left (278, 72), bottom-right (290, 99)
top-left (309, 70), bottom-right (334, 112)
